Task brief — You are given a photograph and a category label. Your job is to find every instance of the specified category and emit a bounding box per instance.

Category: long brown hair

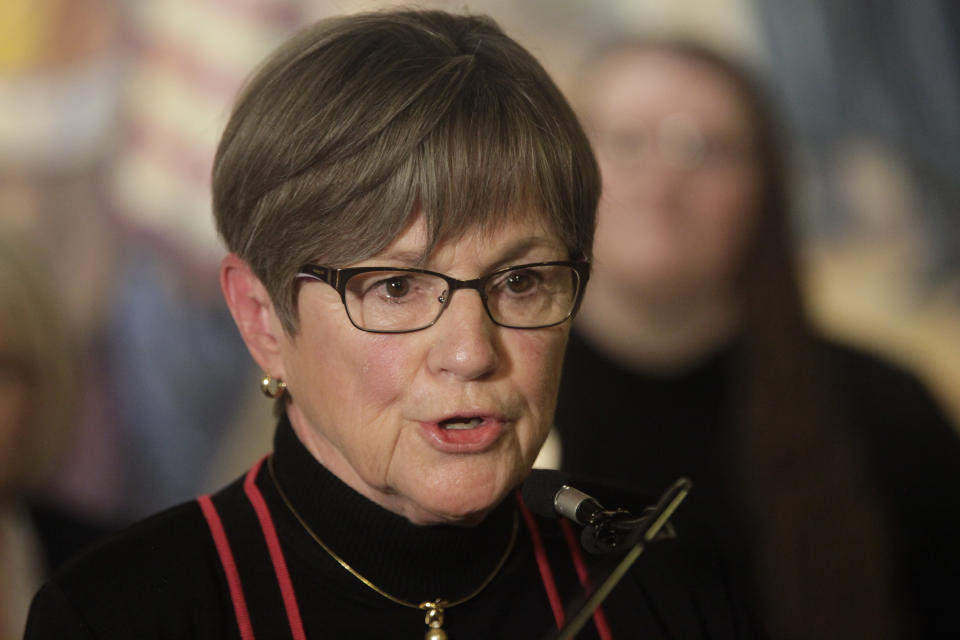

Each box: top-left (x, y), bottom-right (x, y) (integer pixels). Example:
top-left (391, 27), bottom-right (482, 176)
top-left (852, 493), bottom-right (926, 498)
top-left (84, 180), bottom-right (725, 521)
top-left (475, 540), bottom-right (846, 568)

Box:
top-left (0, 231), bottom-right (78, 491)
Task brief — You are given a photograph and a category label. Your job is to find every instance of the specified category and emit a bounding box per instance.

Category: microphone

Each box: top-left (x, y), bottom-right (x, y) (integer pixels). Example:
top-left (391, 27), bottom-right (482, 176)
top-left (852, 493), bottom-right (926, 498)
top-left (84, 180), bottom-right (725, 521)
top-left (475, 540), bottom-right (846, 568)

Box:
top-left (547, 475), bottom-right (693, 640)
top-left (555, 486), bottom-right (605, 526)
top-left (521, 469), bottom-right (605, 525)
top-left (522, 470), bottom-right (659, 553)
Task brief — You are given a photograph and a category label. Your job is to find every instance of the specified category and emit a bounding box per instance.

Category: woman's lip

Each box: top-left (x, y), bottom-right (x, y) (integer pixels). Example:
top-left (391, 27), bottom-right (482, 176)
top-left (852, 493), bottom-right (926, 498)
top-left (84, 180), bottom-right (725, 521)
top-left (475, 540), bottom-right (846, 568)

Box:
top-left (418, 417), bottom-right (505, 453)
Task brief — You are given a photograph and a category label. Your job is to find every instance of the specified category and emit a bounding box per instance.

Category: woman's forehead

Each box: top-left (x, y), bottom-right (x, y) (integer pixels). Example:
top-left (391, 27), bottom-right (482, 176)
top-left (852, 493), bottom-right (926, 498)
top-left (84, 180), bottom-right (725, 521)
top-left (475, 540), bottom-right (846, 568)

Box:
top-left (363, 211), bottom-right (564, 267)
top-left (588, 49), bottom-right (753, 131)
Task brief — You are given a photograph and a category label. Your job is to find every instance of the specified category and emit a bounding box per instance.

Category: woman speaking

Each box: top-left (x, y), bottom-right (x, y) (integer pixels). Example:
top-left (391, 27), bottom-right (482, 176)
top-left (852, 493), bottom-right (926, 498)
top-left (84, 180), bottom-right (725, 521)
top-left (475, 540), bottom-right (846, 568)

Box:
top-left (26, 10), bottom-right (755, 639)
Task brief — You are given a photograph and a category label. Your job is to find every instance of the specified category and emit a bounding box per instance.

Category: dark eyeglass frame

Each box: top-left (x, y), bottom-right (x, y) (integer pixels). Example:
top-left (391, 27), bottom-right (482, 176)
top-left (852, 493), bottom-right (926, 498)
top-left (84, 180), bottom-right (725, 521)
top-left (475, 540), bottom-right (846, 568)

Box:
top-left (296, 259), bottom-right (590, 334)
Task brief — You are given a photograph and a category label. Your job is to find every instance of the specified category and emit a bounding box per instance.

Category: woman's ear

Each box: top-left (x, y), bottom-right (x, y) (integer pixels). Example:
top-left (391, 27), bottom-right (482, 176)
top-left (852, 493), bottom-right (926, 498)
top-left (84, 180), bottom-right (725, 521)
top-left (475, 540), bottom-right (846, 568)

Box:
top-left (220, 253), bottom-right (288, 378)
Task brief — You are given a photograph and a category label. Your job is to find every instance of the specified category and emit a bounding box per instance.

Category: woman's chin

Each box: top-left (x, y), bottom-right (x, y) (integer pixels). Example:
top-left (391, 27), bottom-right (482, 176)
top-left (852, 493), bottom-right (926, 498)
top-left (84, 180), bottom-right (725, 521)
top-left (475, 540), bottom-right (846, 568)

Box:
top-left (400, 479), bottom-right (509, 527)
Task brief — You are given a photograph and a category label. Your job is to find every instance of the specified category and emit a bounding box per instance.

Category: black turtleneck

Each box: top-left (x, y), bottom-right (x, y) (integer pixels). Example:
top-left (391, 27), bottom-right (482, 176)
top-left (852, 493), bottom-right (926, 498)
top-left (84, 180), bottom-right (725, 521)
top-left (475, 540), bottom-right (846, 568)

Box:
top-left (25, 414), bottom-right (762, 639)
top-left (253, 417), bottom-right (537, 637)
top-left (269, 417), bottom-right (517, 605)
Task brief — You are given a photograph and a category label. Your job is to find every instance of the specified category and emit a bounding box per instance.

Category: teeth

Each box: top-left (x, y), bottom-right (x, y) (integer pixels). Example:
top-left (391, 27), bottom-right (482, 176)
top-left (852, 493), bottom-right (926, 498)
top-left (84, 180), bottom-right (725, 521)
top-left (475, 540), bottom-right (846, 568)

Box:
top-left (442, 418), bottom-right (484, 430)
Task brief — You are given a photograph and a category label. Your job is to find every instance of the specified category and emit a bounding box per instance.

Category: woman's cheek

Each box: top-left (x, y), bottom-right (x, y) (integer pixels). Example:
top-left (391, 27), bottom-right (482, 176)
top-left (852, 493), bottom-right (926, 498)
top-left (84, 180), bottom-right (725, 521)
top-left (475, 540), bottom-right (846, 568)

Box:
top-left (515, 329), bottom-right (568, 404)
top-left (359, 336), bottom-right (417, 406)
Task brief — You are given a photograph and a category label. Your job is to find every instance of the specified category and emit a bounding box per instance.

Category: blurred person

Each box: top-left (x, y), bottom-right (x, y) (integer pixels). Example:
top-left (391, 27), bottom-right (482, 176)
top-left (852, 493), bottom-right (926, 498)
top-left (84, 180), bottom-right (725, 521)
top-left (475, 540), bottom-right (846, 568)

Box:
top-left (1, 0), bottom-right (267, 523)
top-left (555, 39), bottom-right (960, 639)
top-left (25, 11), bottom-right (762, 638)
top-left (101, 0), bottom-right (308, 511)
top-left (95, 0), bottom-right (306, 519)
top-left (0, 232), bottom-right (110, 640)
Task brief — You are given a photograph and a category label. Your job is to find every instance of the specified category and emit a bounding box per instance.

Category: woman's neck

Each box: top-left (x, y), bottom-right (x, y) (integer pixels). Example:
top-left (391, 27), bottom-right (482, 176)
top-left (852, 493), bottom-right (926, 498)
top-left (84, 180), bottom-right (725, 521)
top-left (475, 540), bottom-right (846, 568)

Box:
top-left (269, 416), bottom-right (516, 603)
top-left (575, 274), bottom-right (741, 374)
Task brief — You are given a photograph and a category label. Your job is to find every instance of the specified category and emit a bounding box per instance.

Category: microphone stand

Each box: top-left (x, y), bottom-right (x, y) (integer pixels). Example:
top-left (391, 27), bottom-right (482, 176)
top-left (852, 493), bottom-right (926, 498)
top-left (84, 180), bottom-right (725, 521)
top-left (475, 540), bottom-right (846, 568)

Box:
top-left (549, 477), bottom-right (692, 640)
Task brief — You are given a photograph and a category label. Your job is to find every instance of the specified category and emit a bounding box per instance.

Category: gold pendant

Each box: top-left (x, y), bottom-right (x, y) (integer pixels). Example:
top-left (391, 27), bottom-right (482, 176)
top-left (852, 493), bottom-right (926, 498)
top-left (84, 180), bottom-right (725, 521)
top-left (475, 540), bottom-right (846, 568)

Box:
top-left (422, 599), bottom-right (448, 640)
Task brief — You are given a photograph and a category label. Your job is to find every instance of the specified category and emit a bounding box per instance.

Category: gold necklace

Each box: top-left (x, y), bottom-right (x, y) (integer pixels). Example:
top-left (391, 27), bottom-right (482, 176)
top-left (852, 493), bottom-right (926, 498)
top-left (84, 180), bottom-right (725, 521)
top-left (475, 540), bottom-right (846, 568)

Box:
top-left (267, 455), bottom-right (519, 640)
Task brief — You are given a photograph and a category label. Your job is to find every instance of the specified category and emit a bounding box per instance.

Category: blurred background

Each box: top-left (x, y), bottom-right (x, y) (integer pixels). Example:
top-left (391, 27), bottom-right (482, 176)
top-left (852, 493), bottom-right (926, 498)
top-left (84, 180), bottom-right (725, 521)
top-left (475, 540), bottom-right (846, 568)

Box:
top-left (1, 0), bottom-right (958, 526)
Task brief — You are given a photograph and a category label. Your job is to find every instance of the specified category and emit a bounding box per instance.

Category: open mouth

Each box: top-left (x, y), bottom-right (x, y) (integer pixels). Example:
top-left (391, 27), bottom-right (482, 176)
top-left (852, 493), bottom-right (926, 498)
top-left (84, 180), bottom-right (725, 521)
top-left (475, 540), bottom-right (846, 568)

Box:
top-left (439, 417), bottom-right (484, 430)
top-left (423, 415), bottom-right (503, 452)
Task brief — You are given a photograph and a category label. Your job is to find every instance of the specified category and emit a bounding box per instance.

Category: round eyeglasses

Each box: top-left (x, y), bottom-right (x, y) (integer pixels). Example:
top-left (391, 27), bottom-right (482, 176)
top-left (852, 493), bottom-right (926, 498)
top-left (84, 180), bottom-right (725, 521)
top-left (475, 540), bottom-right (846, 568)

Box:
top-left (296, 260), bottom-right (590, 334)
top-left (592, 114), bottom-right (753, 171)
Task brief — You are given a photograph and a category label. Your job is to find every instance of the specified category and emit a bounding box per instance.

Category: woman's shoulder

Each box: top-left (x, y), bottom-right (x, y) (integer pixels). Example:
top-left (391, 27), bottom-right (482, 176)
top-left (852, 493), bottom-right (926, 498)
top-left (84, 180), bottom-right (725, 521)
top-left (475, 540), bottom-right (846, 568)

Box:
top-left (815, 337), bottom-right (955, 420)
top-left (25, 500), bottom-right (119, 573)
top-left (818, 338), bottom-right (960, 462)
top-left (24, 481), bottom-right (248, 639)
top-left (56, 500), bottom-right (211, 576)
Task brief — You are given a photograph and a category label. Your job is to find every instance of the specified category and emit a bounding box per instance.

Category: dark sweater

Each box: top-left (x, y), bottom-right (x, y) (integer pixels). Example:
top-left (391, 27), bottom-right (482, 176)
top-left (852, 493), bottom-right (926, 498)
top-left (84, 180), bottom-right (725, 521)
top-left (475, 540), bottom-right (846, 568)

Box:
top-left (555, 331), bottom-right (960, 638)
top-left (26, 416), bottom-right (762, 639)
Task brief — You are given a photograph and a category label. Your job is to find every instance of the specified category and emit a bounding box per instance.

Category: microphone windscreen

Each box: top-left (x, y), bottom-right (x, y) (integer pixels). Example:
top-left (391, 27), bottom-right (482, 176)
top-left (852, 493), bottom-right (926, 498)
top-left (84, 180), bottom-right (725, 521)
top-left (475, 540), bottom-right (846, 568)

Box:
top-left (521, 469), bottom-right (572, 519)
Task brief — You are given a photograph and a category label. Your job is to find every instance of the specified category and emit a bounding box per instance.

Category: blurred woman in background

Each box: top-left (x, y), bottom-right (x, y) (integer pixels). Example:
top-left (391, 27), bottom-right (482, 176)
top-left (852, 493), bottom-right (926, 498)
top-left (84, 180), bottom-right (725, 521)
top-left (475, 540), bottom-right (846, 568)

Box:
top-left (0, 232), bottom-right (107, 639)
top-left (556, 38), bottom-right (960, 639)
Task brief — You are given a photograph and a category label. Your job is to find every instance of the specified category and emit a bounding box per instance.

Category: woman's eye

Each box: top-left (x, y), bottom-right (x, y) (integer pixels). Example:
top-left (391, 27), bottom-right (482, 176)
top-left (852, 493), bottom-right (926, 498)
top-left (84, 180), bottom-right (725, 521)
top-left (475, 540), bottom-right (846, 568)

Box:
top-left (505, 271), bottom-right (537, 294)
top-left (381, 277), bottom-right (411, 298)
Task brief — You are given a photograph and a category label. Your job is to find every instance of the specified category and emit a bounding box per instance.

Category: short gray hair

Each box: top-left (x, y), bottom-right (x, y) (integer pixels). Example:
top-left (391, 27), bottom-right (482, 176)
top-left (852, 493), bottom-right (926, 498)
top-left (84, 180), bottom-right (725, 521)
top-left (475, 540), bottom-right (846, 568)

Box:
top-left (213, 9), bottom-right (599, 332)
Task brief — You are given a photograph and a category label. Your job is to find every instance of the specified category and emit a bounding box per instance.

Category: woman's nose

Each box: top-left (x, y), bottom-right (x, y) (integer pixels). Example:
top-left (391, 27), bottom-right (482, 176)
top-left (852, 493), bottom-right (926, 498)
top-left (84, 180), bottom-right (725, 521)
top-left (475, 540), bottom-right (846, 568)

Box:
top-left (607, 155), bottom-right (686, 212)
top-left (426, 289), bottom-right (500, 380)
top-left (643, 159), bottom-right (687, 201)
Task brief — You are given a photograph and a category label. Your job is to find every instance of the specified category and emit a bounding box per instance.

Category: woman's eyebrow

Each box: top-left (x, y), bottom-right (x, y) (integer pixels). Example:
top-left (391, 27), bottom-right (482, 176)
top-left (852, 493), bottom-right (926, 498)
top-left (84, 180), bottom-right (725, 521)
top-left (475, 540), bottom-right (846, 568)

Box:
top-left (486, 237), bottom-right (564, 268)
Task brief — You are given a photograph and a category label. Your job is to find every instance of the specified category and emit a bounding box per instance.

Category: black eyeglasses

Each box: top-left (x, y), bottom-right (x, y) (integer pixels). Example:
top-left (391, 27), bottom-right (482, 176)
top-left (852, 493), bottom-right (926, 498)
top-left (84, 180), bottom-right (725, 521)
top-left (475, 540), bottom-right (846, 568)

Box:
top-left (296, 260), bottom-right (590, 334)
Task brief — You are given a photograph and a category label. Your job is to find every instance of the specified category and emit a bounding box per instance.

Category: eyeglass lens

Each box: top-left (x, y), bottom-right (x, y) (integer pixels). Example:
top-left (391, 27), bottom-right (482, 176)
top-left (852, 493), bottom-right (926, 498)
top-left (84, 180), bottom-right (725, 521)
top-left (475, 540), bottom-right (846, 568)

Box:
top-left (595, 114), bottom-right (750, 170)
